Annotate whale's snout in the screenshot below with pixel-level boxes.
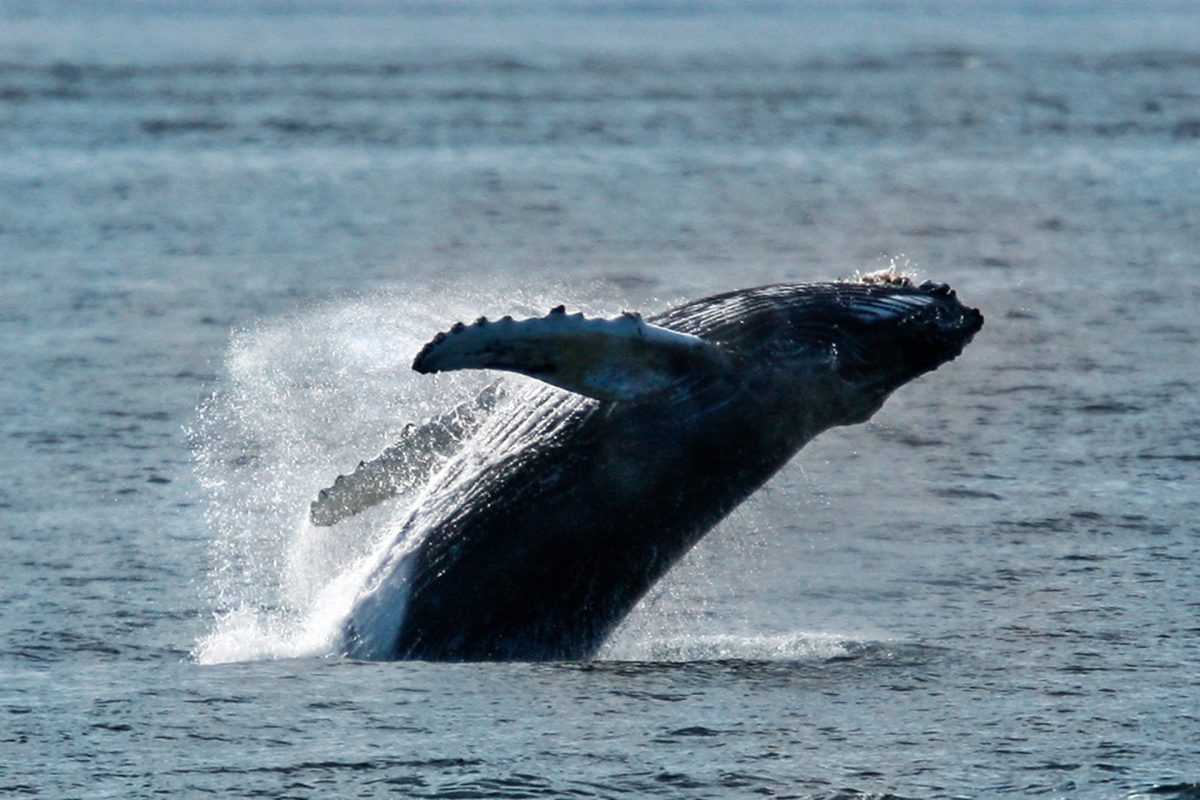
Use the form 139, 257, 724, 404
958, 303, 985, 340
913, 282, 984, 358
916, 280, 984, 341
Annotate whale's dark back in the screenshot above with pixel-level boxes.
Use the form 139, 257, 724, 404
365, 279, 982, 661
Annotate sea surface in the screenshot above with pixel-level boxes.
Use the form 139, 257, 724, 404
2, 1, 1199, 797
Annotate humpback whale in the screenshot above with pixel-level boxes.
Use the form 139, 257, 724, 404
313, 272, 983, 661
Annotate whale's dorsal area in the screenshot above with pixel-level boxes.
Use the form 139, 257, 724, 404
411, 307, 727, 402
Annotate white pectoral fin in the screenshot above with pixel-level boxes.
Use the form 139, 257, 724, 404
411, 307, 724, 402
309, 384, 502, 526
310, 447, 407, 527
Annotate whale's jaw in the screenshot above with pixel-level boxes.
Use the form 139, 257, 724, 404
835, 277, 984, 403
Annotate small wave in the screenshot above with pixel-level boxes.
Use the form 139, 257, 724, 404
599, 631, 858, 663
1133, 784, 1200, 800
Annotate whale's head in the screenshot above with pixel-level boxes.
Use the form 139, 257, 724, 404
820, 272, 984, 407
682, 272, 982, 428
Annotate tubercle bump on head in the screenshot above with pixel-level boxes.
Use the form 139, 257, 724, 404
855, 269, 915, 288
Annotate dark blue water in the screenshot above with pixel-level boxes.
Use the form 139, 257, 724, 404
2, 2, 1199, 797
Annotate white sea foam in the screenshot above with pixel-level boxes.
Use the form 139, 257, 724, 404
601, 630, 859, 663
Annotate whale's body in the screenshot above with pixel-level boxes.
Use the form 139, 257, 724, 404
319, 274, 983, 661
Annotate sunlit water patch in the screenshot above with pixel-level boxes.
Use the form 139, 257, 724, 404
7, 2, 1200, 795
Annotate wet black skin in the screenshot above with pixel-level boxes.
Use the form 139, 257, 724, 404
348, 280, 983, 661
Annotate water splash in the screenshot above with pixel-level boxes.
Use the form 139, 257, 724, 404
190, 287, 498, 663
189, 282, 621, 664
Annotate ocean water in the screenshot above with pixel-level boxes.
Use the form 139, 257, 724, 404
2, 1, 1199, 797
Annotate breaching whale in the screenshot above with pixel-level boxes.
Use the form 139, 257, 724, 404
312, 272, 983, 661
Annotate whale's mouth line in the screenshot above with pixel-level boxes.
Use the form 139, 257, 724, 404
841, 318, 981, 404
